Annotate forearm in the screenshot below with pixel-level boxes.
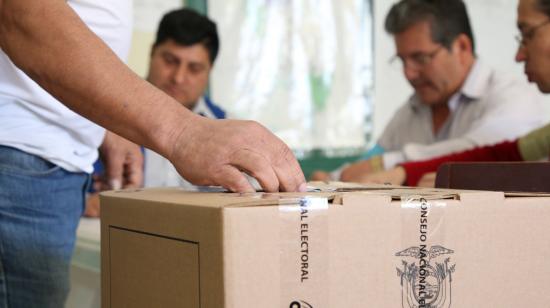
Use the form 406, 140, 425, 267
518, 122, 550, 161
382, 138, 476, 171
0, 0, 192, 158
401, 140, 522, 186
401, 138, 475, 162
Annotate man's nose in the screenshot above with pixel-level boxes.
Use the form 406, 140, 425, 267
173, 66, 189, 84
515, 44, 527, 63
403, 61, 421, 81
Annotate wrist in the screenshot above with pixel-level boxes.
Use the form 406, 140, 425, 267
369, 155, 385, 172
148, 99, 198, 161
395, 166, 406, 185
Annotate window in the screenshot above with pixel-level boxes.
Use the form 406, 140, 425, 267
209, 0, 374, 158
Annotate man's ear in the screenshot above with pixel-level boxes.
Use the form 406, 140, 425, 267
453, 34, 473, 54
452, 33, 474, 64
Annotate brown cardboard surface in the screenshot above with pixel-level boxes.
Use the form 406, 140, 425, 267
109, 227, 199, 307
101, 189, 226, 308
101, 184, 550, 307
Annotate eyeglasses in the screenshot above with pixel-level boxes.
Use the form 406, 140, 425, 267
515, 19, 550, 47
390, 46, 444, 71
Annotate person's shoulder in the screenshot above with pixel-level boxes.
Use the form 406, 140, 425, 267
203, 96, 227, 119
469, 65, 546, 115
381, 95, 424, 134
473, 61, 536, 99
482, 62, 526, 89
393, 95, 422, 117
192, 96, 227, 119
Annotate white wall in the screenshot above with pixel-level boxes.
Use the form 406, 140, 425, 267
127, 0, 183, 77
372, 0, 531, 141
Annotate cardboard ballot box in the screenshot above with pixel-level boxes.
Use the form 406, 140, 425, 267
101, 184, 550, 307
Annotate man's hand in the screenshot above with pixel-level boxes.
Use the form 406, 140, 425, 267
167, 117, 306, 193
340, 156, 384, 182
417, 172, 437, 188
83, 174, 106, 218
84, 193, 101, 218
310, 171, 331, 181
99, 131, 144, 190
0, 0, 304, 194
356, 166, 406, 186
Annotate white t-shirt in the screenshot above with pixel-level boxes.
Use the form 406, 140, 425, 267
0, 0, 132, 173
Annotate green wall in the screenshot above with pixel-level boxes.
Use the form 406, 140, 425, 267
185, 0, 207, 13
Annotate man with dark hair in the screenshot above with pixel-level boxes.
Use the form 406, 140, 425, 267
312, 0, 547, 183
144, 8, 227, 187
86, 8, 228, 216
148, 8, 222, 112
154, 8, 219, 63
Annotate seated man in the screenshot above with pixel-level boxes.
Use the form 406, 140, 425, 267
312, 0, 547, 182
86, 8, 225, 216
351, 0, 550, 187
142, 8, 226, 189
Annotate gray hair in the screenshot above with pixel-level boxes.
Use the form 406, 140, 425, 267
385, 0, 476, 53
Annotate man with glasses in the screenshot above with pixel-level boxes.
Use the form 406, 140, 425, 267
311, 0, 547, 182
355, 0, 550, 187
516, 0, 550, 91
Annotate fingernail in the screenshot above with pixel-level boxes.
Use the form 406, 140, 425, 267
109, 179, 122, 190
298, 182, 307, 192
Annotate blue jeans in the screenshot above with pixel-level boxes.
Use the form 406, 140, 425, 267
0, 146, 89, 308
